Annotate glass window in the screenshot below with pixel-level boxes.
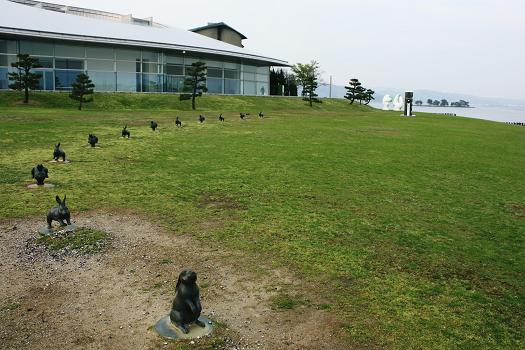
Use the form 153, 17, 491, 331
224, 79, 240, 94
165, 75, 185, 92
166, 64, 183, 75
116, 48, 141, 61
256, 66, 269, 74
142, 62, 158, 73
206, 60, 222, 68
184, 58, 198, 65
207, 77, 223, 94
87, 59, 114, 71
0, 40, 17, 54
224, 62, 239, 70
117, 72, 140, 92
89, 71, 116, 91
142, 73, 162, 92
0, 54, 17, 67
55, 70, 82, 90
86, 46, 114, 59
243, 72, 256, 81
243, 65, 256, 73
19, 41, 53, 56
207, 67, 222, 78
35, 70, 53, 90
224, 69, 239, 79
55, 58, 84, 70
117, 60, 140, 72
256, 82, 268, 96
256, 73, 269, 83
243, 81, 256, 95
55, 44, 85, 58
0, 67, 9, 89
141, 51, 159, 62
166, 55, 183, 64
35, 56, 53, 69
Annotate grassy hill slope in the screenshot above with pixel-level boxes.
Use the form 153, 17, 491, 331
0, 92, 524, 349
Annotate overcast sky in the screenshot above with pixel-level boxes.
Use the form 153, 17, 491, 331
51, 0, 524, 99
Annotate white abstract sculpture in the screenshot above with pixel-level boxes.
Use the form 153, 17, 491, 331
393, 94, 405, 111
382, 95, 393, 110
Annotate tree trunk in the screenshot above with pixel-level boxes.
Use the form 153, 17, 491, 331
192, 84, 197, 110
24, 86, 29, 104
309, 93, 313, 107
78, 97, 83, 111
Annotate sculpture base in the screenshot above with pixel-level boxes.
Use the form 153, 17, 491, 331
27, 183, 55, 189
49, 160, 70, 163
401, 114, 416, 117
38, 224, 77, 237
154, 316, 213, 340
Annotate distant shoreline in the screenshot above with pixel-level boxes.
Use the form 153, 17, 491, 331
416, 105, 474, 109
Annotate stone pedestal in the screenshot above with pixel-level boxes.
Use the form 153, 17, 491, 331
38, 224, 77, 236
154, 316, 213, 340
27, 183, 55, 189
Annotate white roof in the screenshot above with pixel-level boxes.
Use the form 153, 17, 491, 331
0, 0, 287, 65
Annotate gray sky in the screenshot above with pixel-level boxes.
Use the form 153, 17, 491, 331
55, 0, 524, 99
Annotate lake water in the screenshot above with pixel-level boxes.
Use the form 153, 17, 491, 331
370, 103, 525, 123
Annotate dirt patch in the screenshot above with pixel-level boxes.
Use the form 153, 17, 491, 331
196, 193, 247, 211
0, 212, 348, 350
505, 202, 525, 219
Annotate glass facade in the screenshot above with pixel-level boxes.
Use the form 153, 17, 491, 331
0, 38, 270, 95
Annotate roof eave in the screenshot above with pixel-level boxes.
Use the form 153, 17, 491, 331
0, 26, 288, 66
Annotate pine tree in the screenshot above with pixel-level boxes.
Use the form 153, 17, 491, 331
363, 89, 375, 105
291, 61, 321, 107
181, 61, 207, 110
69, 73, 95, 110
344, 79, 362, 104
8, 54, 42, 104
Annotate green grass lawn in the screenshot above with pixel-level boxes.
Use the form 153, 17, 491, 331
1, 91, 524, 349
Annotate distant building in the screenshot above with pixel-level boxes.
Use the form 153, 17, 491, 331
190, 22, 247, 48
0, 0, 287, 95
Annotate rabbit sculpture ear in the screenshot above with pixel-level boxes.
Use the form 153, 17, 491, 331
57, 143, 60, 147
62, 195, 66, 205
56, 195, 62, 204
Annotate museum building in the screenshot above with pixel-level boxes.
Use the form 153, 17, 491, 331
0, 0, 287, 94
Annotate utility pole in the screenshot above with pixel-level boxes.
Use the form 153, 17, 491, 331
329, 75, 332, 98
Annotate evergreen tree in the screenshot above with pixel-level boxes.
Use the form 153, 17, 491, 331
344, 78, 362, 104
181, 61, 207, 110
292, 61, 321, 107
427, 98, 433, 105
415, 100, 423, 106
69, 73, 95, 110
270, 68, 286, 95
8, 54, 41, 104
270, 68, 298, 96
363, 89, 375, 105
356, 85, 368, 104
286, 72, 298, 96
